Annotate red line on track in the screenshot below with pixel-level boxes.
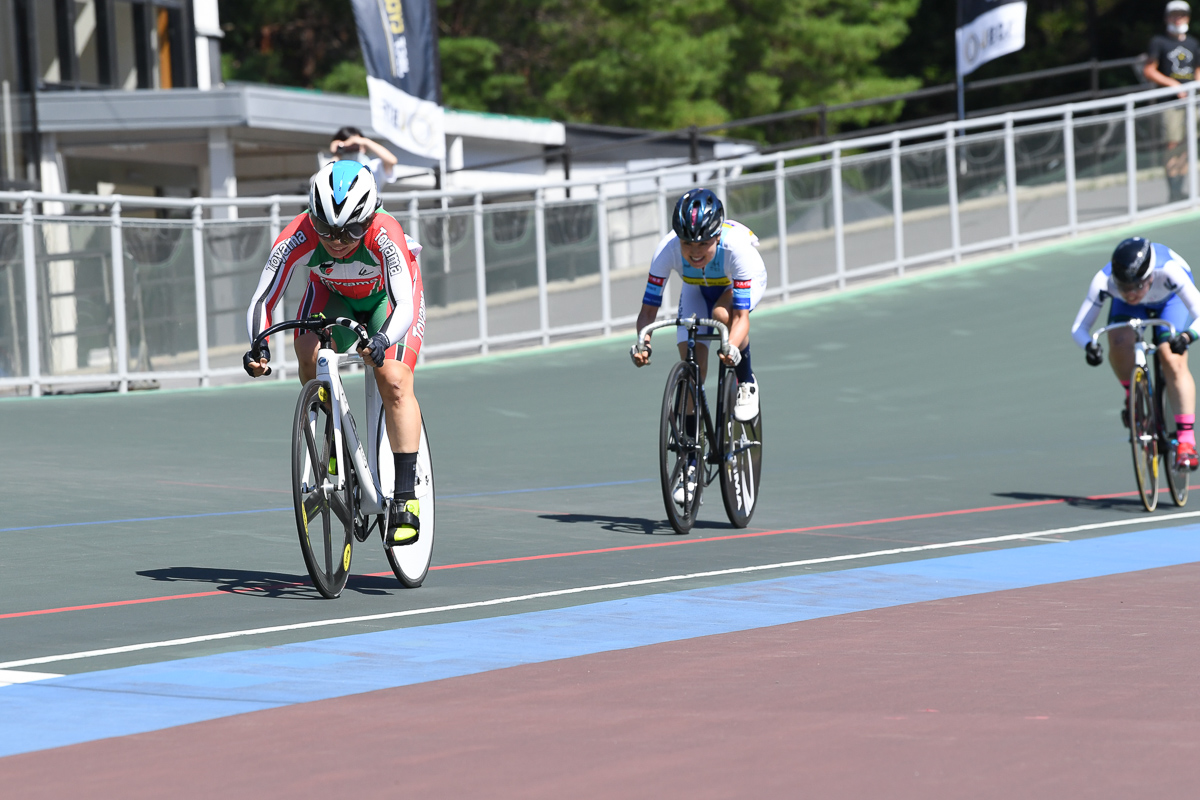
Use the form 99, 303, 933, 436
0, 491, 1147, 621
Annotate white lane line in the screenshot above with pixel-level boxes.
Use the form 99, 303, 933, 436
4, 511, 1199, 671
0, 670, 63, 687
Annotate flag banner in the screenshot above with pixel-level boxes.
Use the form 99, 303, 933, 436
957, 0, 1027, 77
350, 0, 445, 161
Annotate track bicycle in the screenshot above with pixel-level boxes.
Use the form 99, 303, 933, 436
1091, 318, 1189, 512
252, 316, 435, 598
633, 315, 763, 534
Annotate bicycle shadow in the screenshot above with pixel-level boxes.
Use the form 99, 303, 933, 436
136, 566, 402, 599
538, 513, 732, 536
993, 491, 1154, 514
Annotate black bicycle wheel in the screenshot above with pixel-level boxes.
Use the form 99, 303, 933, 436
660, 361, 705, 534
719, 376, 762, 528
1157, 359, 1189, 507
1129, 365, 1160, 512
384, 421, 436, 588
292, 379, 357, 598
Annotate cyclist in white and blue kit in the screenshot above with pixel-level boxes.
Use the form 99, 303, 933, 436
631, 189, 767, 423
1071, 236, 1200, 469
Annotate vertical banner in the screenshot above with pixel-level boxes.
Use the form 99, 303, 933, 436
350, 0, 446, 161
957, 0, 1028, 77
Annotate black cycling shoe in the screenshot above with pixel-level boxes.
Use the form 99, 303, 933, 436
1121, 407, 1130, 428
384, 497, 420, 546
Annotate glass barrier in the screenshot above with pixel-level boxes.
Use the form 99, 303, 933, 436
0, 219, 27, 382
419, 206, 482, 351
900, 142, 953, 259
545, 201, 602, 332
956, 132, 1008, 247
34, 219, 114, 378
607, 193, 662, 323
1014, 123, 1069, 235
1073, 112, 1129, 225
726, 173, 783, 290
482, 203, 539, 341
204, 219, 273, 372
783, 162, 836, 286
1135, 102, 1184, 212
123, 221, 198, 373
840, 152, 896, 270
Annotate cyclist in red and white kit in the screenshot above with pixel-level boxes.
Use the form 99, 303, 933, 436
243, 160, 427, 545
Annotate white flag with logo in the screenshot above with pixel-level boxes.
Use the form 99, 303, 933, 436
957, 0, 1028, 77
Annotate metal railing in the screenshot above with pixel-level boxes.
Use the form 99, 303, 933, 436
2, 81, 1200, 396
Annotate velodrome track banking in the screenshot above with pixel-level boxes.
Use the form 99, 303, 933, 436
2, 213, 1200, 794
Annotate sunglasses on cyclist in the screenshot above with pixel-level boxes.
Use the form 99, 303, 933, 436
309, 213, 368, 243
1116, 276, 1152, 294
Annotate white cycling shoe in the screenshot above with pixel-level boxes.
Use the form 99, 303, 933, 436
673, 462, 698, 506
734, 378, 760, 422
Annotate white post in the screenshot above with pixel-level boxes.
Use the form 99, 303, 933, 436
192, 204, 210, 386
1125, 99, 1137, 219
473, 193, 488, 355
21, 197, 39, 396
1, 80, 14, 183
535, 189, 550, 346
1064, 108, 1078, 234
408, 197, 420, 248
1188, 85, 1198, 204
1004, 116, 1019, 250
716, 167, 727, 205
774, 157, 790, 299
891, 136, 904, 275
946, 128, 961, 262
110, 201, 128, 392
832, 146, 845, 289
597, 183, 613, 330
207, 128, 238, 221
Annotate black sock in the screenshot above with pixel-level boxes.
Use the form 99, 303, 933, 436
735, 344, 753, 385
393, 452, 418, 501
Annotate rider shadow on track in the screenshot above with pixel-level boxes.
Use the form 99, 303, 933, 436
136, 567, 401, 599
538, 513, 731, 536
993, 491, 1153, 514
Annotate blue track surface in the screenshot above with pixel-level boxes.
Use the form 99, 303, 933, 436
3, 525, 1198, 758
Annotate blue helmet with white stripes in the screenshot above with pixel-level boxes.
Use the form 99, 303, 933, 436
308, 160, 378, 241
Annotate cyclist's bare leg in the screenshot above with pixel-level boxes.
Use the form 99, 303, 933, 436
1157, 346, 1196, 416
295, 332, 319, 383
373, 359, 422, 453
1107, 327, 1137, 382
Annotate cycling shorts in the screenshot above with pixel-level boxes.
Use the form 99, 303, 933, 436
296, 278, 423, 371
674, 275, 766, 344
1108, 293, 1193, 344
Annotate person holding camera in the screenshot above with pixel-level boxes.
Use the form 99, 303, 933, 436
1145, 1, 1200, 202
328, 126, 401, 189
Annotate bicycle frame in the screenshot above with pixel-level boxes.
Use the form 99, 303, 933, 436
637, 315, 741, 477
315, 348, 389, 516
1090, 318, 1177, 372
254, 316, 392, 517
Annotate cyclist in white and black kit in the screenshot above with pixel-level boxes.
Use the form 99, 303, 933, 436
1071, 237, 1200, 469
1145, 1, 1200, 202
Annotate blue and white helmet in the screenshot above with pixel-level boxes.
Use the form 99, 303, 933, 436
308, 160, 378, 240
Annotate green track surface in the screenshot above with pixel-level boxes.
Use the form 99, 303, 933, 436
4, 214, 1199, 673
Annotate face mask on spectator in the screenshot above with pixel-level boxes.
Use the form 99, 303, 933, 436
1169, 21, 1190, 34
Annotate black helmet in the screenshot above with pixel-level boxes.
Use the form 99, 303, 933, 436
1111, 237, 1155, 285
672, 189, 724, 243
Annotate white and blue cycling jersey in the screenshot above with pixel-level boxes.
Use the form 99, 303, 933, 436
644, 220, 768, 342
1070, 242, 1200, 347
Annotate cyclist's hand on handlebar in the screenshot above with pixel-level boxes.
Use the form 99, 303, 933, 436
630, 339, 652, 367
1170, 330, 1195, 355
1085, 341, 1104, 367
243, 341, 271, 378
718, 344, 742, 367
358, 332, 389, 368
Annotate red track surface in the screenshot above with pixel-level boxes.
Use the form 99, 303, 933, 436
5, 563, 1197, 798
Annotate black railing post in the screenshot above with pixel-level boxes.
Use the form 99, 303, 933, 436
1091, 59, 1100, 97
562, 147, 572, 198
818, 105, 828, 141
